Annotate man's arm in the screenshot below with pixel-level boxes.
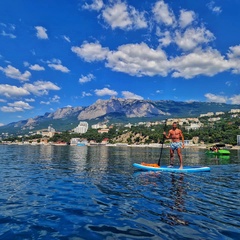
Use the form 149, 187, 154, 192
163, 130, 171, 139
180, 130, 185, 145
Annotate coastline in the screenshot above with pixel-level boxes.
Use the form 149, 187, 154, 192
1, 142, 239, 150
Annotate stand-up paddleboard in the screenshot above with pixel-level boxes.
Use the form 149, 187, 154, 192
133, 163, 210, 173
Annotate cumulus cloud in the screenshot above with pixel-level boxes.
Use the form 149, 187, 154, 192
171, 48, 230, 79
0, 30, 16, 39
207, 1, 222, 15
179, 10, 196, 28
25, 98, 35, 102
79, 73, 95, 83
0, 65, 31, 81
102, 1, 147, 30
152, 0, 175, 26
204, 93, 228, 103
82, 91, 92, 97
71, 42, 109, 62
94, 87, 118, 97
0, 23, 16, 38
157, 29, 172, 47
227, 45, 240, 74
0, 84, 30, 97
106, 42, 169, 77
174, 27, 215, 51
47, 59, 70, 73
73, 41, 240, 79
83, 0, 103, 11
77, 1, 238, 79
1, 101, 33, 112
229, 95, 240, 104
23, 81, 60, 96
121, 91, 143, 100
29, 64, 45, 71
35, 26, 48, 39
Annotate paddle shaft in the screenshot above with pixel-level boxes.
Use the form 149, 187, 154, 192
158, 119, 167, 166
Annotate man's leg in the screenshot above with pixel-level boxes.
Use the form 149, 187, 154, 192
169, 149, 174, 166
177, 148, 183, 169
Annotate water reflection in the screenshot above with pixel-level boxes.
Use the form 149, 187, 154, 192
166, 173, 189, 226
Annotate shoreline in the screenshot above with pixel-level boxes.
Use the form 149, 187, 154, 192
1, 142, 240, 150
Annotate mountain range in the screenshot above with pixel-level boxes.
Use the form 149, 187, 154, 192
0, 98, 239, 135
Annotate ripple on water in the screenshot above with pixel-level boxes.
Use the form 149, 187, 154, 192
0, 145, 239, 239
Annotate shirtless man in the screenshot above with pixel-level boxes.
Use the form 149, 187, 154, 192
164, 122, 184, 169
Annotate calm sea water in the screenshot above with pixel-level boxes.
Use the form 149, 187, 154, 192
0, 145, 239, 240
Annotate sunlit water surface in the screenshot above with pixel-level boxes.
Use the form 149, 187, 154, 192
0, 145, 239, 239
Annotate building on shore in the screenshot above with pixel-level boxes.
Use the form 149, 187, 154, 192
73, 121, 88, 134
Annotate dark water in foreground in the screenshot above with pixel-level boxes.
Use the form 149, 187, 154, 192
0, 145, 239, 240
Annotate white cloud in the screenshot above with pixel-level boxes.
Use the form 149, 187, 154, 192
8, 101, 33, 109
101, 1, 147, 30
35, 26, 48, 39
0, 84, 30, 97
79, 73, 95, 83
227, 45, 240, 74
229, 95, 240, 104
171, 48, 230, 79
156, 29, 172, 47
25, 98, 35, 102
40, 101, 50, 105
71, 42, 109, 62
83, 0, 103, 11
0, 30, 16, 39
207, 1, 222, 15
0, 98, 6, 102
23, 81, 60, 96
94, 87, 118, 97
1, 101, 33, 112
47, 59, 70, 73
51, 95, 60, 103
121, 91, 143, 100
0, 23, 16, 38
82, 91, 92, 97
63, 35, 71, 42
204, 93, 228, 103
152, 0, 176, 26
227, 45, 240, 58
156, 90, 163, 94
48, 63, 70, 73
106, 42, 169, 77
179, 10, 195, 28
29, 64, 45, 71
0, 65, 31, 81
0, 123, 4, 126
174, 27, 215, 51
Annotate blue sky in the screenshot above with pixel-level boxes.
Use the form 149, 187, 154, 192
0, 0, 240, 125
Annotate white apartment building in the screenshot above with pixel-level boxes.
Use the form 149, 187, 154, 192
73, 121, 88, 134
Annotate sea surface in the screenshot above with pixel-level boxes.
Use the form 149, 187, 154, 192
0, 145, 239, 240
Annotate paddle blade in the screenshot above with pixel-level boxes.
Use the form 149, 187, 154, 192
141, 162, 160, 168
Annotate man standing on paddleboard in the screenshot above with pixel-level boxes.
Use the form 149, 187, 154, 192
163, 122, 184, 169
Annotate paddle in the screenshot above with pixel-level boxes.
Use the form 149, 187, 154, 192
157, 119, 167, 166
141, 119, 167, 168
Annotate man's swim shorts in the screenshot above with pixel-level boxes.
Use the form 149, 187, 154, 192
170, 142, 182, 150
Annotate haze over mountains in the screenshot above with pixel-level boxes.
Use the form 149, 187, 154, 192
0, 98, 239, 134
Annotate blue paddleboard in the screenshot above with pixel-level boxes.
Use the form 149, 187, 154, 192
133, 163, 210, 173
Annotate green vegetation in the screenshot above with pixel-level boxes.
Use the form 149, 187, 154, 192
1, 113, 240, 146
